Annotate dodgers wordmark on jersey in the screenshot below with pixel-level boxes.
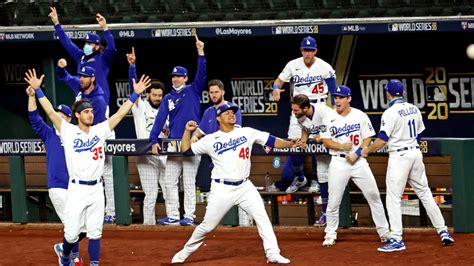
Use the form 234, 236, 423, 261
320, 108, 376, 155
278, 57, 335, 100
190, 127, 270, 182
380, 100, 425, 152
60, 120, 111, 182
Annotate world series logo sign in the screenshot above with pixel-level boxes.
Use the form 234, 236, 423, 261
230, 77, 278, 116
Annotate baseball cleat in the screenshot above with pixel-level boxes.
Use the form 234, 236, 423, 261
158, 217, 180, 225
54, 243, 63, 265
439, 230, 454, 245
307, 180, 320, 193
313, 213, 326, 227
179, 217, 196, 226
322, 235, 336, 247
266, 253, 290, 264
172, 249, 189, 264
377, 238, 406, 252
60, 255, 71, 266
285, 176, 307, 193
103, 215, 115, 224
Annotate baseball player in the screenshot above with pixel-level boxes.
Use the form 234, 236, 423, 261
50, 7, 117, 224
26, 87, 85, 264
25, 68, 151, 266
272, 36, 336, 226
362, 80, 454, 252
319, 85, 390, 247
290, 94, 335, 226
127, 47, 169, 225
149, 35, 206, 226
172, 102, 295, 264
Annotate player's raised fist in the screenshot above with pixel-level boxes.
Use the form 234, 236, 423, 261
185, 120, 198, 131
96, 13, 108, 30
25, 86, 35, 97
57, 58, 67, 68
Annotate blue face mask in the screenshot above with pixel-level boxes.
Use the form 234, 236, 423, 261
83, 44, 94, 56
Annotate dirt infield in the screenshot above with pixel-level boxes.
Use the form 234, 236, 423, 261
0, 223, 473, 265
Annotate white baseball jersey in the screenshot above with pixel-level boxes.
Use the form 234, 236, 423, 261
278, 57, 335, 100
380, 99, 425, 152
296, 103, 335, 135
191, 127, 270, 182
320, 108, 376, 155
60, 120, 111, 182
132, 99, 168, 139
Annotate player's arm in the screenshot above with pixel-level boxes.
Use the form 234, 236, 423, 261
56, 59, 81, 95
322, 138, 352, 152
191, 129, 203, 143
109, 75, 150, 131
24, 69, 63, 132
27, 86, 50, 140
192, 34, 207, 94
49, 7, 83, 63
271, 78, 285, 102
98, 13, 117, 66
363, 135, 387, 155
346, 137, 372, 163
181, 120, 198, 155
126, 47, 139, 106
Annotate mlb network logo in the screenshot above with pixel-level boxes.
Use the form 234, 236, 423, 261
0, 33, 4, 41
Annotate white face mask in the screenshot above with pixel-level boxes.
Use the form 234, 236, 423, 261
83, 44, 94, 56
173, 84, 185, 91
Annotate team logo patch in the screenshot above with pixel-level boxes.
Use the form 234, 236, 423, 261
272, 157, 281, 168
263, 145, 273, 154
319, 125, 327, 133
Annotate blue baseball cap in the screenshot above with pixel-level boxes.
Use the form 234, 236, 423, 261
55, 104, 72, 117
301, 36, 317, 50
216, 102, 239, 116
170, 66, 188, 76
85, 33, 101, 44
78, 66, 96, 77
384, 79, 404, 96
333, 85, 351, 97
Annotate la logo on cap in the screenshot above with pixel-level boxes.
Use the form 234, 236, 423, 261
82, 67, 85, 72
337, 87, 341, 92
306, 40, 311, 45
173, 67, 177, 72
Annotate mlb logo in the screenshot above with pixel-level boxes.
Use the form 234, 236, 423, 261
461, 21, 468, 30
0, 33, 5, 40
426, 85, 447, 102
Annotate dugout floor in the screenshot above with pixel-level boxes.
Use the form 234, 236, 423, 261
0, 224, 472, 265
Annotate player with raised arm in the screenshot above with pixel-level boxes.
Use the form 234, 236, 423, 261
172, 102, 297, 264
362, 80, 454, 252
319, 85, 389, 247
25, 69, 150, 266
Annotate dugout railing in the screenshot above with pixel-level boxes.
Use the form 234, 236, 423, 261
0, 138, 473, 232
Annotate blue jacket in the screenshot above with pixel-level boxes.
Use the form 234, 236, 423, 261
29, 109, 69, 189
150, 55, 206, 142
56, 67, 107, 125
54, 24, 116, 103
198, 103, 242, 135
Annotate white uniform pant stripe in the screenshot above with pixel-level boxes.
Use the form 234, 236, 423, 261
386, 150, 447, 241
163, 156, 201, 220
325, 157, 389, 239
137, 155, 166, 225
183, 180, 280, 256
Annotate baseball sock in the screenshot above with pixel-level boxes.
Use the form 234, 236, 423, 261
62, 238, 75, 258
89, 238, 101, 264
292, 155, 305, 181
320, 182, 328, 213
71, 232, 86, 257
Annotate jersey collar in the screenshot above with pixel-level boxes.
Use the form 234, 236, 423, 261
388, 97, 405, 107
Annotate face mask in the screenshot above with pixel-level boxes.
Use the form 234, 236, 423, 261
173, 84, 185, 91
83, 44, 94, 56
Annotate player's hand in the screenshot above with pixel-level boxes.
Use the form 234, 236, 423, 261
345, 152, 359, 163
314, 134, 322, 143
25, 86, 35, 97
132, 74, 151, 94
361, 147, 369, 158
272, 89, 281, 102
151, 143, 161, 155
340, 142, 352, 151
57, 58, 67, 68
48, 7, 59, 25
185, 121, 198, 131
24, 69, 45, 89
96, 13, 108, 30
126, 47, 136, 65
195, 34, 204, 55
191, 134, 200, 143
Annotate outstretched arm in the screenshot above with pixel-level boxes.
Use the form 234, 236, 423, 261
24, 69, 63, 132
108, 75, 150, 131
362, 138, 386, 157
271, 78, 285, 102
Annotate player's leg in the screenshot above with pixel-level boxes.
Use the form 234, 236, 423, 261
137, 156, 159, 225
172, 181, 235, 263
351, 162, 390, 240
284, 115, 307, 193
181, 155, 201, 225
103, 154, 115, 224
324, 157, 351, 245
237, 181, 289, 263
314, 155, 330, 227
85, 184, 106, 265
159, 157, 182, 224
407, 151, 450, 240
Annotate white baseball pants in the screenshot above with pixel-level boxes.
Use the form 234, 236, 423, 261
386, 149, 447, 241
48, 188, 68, 223
103, 155, 115, 217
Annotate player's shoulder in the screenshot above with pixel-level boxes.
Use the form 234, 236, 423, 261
315, 57, 333, 68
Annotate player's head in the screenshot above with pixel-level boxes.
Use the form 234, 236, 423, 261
83, 33, 102, 56
147, 80, 165, 109
300, 36, 317, 65
384, 79, 404, 99
78, 66, 96, 90
54, 104, 72, 123
72, 99, 94, 127
208, 79, 225, 105
290, 94, 311, 119
216, 102, 239, 127
332, 85, 352, 114
170, 66, 188, 90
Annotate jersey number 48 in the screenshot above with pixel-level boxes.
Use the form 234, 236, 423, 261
239, 147, 250, 159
